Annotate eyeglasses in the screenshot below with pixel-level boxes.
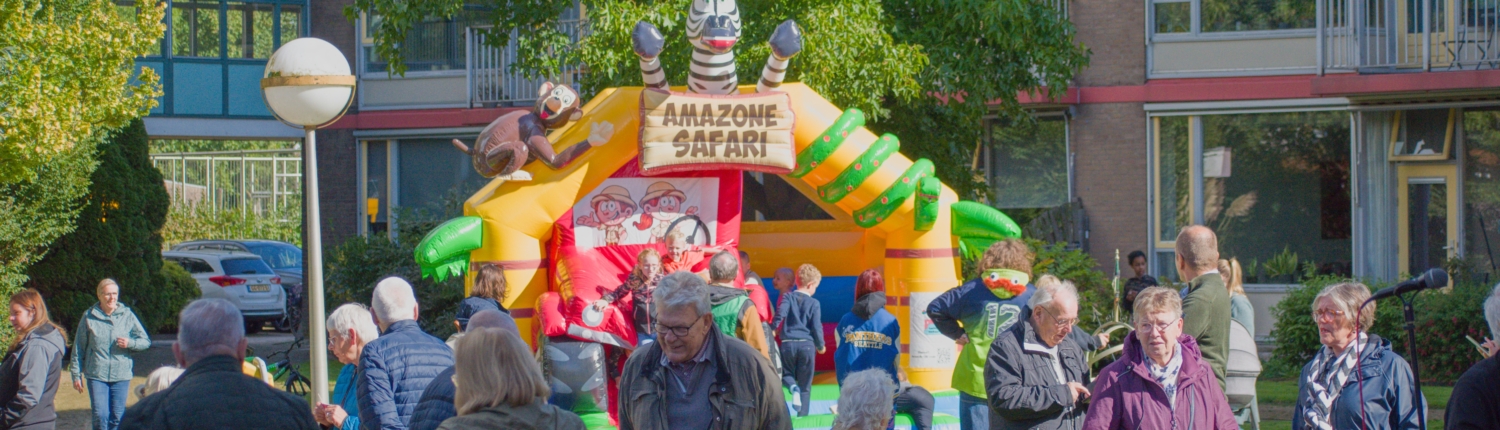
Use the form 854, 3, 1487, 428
655, 317, 705, 338
1037, 305, 1077, 329
1313, 309, 1346, 323
1138, 318, 1181, 335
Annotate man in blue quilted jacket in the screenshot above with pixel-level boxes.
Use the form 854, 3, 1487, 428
357, 277, 454, 430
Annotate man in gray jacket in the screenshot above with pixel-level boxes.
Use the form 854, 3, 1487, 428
984, 276, 1091, 430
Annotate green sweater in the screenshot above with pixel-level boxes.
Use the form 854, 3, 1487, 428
69, 304, 150, 383
1181, 273, 1231, 390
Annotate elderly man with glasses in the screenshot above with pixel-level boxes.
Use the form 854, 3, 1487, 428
984, 275, 1092, 429
617, 272, 788, 430
1083, 287, 1237, 430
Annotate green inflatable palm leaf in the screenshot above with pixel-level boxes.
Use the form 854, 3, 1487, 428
414, 216, 484, 281
949, 201, 1022, 260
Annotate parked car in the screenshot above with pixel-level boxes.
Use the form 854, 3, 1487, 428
162, 250, 287, 334
171, 240, 303, 332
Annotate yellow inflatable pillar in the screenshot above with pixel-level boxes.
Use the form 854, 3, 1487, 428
881, 190, 960, 390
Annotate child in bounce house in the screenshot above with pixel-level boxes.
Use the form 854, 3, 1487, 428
924, 239, 1035, 430
597, 248, 665, 346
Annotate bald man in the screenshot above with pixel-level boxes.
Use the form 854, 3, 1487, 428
408, 310, 518, 430
1175, 225, 1230, 389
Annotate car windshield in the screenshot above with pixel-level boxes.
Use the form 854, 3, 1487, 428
245, 243, 303, 270
221, 258, 275, 275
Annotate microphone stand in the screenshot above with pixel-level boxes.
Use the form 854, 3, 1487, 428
1397, 291, 1425, 429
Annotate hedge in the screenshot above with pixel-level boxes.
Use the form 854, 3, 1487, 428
1268, 276, 1494, 383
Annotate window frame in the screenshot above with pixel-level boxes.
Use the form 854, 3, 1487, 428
977, 110, 1075, 209
1148, 0, 1319, 41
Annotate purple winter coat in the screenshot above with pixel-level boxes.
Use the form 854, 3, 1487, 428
1082, 333, 1238, 430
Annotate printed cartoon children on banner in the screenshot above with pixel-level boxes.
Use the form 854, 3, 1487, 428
573, 178, 720, 249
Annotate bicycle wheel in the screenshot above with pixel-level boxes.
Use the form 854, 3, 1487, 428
283, 371, 312, 397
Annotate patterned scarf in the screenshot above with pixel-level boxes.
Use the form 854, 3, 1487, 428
1147, 343, 1184, 409
1301, 333, 1367, 430
625, 271, 664, 301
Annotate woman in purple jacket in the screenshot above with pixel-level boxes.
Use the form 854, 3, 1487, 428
1084, 287, 1238, 430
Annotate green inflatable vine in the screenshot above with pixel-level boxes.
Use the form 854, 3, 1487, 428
817, 133, 899, 203
851, 158, 933, 228
789, 108, 864, 178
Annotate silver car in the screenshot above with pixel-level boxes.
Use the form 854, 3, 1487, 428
162, 250, 287, 333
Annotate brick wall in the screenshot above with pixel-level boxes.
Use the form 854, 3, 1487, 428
1070, 0, 1146, 87
1070, 102, 1150, 269
308, 0, 361, 249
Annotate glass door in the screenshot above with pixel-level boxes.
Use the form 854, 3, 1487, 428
1398, 164, 1460, 275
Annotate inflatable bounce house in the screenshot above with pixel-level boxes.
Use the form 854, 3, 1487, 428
413, 3, 1020, 428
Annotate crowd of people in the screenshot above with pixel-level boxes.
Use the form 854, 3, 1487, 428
0, 222, 1497, 429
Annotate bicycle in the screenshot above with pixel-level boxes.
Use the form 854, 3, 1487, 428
261, 333, 312, 397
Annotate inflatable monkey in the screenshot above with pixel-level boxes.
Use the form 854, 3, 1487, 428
452, 82, 616, 180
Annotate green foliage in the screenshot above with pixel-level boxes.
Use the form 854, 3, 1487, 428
150, 139, 297, 154
160, 203, 303, 248
325, 188, 474, 340
1027, 239, 1113, 330
1262, 247, 1301, 281
0, 145, 98, 342
138, 261, 202, 333
0, 0, 164, 184
1266, 277, 1492, 382
25, 119, 180, 334
348, 0, 1089, 201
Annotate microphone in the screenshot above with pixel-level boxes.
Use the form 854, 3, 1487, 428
1369, 268, 1449, 301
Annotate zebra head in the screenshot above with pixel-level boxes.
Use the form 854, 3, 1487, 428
686, 0, 741, 54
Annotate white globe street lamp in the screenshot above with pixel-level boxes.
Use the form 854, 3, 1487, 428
261, 37, 355, 405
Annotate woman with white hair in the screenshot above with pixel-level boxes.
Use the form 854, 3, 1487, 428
1292, 282, 1425, 429
833, 368, 898, 430
315, 303, 380, 430
70, 279, 151, 430
436, 328, 584, 430
134, 366, 184, 400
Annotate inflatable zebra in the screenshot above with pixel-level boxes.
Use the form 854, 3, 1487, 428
631, 0, 802, 95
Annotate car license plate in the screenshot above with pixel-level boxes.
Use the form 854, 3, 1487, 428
249, 284, 270, 293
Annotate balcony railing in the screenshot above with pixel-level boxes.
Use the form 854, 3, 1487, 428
1320, 0, 1500, 71
152, 149, 302, 214
467, 19, 587, 107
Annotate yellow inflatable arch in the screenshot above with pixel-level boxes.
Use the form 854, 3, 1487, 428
448, 83, 1018, 391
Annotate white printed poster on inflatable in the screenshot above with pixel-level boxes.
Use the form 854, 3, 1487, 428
571, 177, 720, 250
908, 291, 958, 369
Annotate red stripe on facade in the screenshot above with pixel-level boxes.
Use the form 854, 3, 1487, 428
470, 259, 549, 271
1016, 75, 1323, 105
884, 248, 959, 259
326, 106, 529, 130
1309, 69, 1500, 96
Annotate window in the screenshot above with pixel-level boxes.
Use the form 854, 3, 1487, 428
1153, 0, 1315, 34
983, 115, 1071, 209
221, 258, 274, 275
168, 257, 215, 274
244, 243, 302, 270
363, 10, 485, 74
365, 141, 389, 235
396, 139, 488, 210
1153, 111, 1352, 282
1464, 109, 1500, 276
280, 5, 301, 48
173, 0, 220, 58
227, 2, 275, 59
742, 173, 834, 221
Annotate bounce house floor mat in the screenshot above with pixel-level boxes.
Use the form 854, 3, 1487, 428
783, 381, 960, 421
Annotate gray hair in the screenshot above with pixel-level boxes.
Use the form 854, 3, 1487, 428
1313, 282, 1375, 331
372, 277, 418, 326
832, 369, 897, 430
327, 303, 379, 344
1485, 282, 1500, 339
656, 272, 710, 317
708, 251, 739, 283
1030, 274, 1079, 310
1132, 287, 1183, 323
177, 299, 245, 364
134, 366, 184, 399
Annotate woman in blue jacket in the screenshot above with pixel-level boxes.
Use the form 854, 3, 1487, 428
316, 304, 380, 430
836, 269, 934, 430
1293, 282, 1425, 430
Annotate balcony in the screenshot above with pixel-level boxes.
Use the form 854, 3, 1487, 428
1320, 0, 1500, 72
466, 19, 587, 108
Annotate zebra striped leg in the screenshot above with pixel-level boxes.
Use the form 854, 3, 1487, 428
640, 57, 668, 90
757, 55, 790, 93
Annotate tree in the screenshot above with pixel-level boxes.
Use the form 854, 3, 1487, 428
26, 119, 189, 334
0, 0, 164, 302
348, 0, 1089, 200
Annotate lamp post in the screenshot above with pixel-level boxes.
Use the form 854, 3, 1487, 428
261, 37, 355, 405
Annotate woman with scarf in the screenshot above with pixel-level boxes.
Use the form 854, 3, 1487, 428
599, 248, 665, 346
1292, 282, 1425, 430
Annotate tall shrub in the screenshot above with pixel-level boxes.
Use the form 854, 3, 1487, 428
1268, 276, 1492, 382
25, 119, 189, 334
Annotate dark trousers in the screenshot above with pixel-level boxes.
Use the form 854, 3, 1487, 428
895, 385, 935, 430
958, 391, 989, 430
779, 340, 816, 416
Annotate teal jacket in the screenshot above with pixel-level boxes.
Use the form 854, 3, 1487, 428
69, 304, 150, 383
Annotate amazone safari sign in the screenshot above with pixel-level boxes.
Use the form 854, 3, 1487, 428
638, 89, 796, 175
